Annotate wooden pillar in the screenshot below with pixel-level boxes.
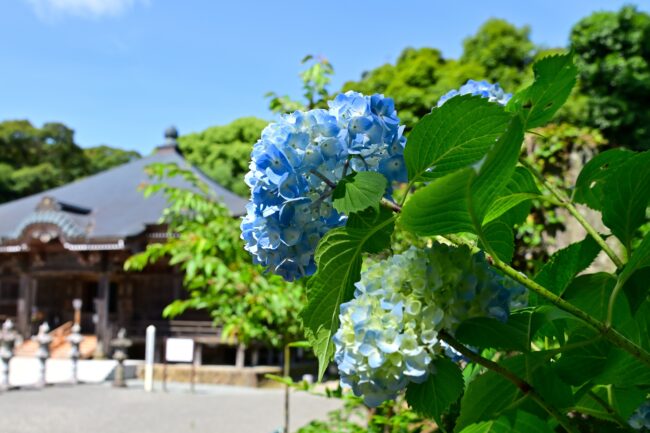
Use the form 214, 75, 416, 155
17, 273, 35, 337
96, 273, 110, 356
172, 275, 182, 301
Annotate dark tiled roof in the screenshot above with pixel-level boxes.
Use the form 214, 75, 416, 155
0, 147, 248, 242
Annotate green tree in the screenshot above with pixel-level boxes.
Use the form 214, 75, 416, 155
341, 19, 535, 129
0, 119, 142, 203
178, 117, 267, 197
570, 5, 650, 150
125, 162, 305, 347
84, 145, 141, 175
461, 18, 536, 91
267, 55, 335, 113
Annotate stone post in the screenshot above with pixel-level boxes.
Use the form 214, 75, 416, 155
34, 322, 52, 388
110, 328, 132, 388
67, 323, 83, 384
0, 320, 16, 392
144, 325, 155, 392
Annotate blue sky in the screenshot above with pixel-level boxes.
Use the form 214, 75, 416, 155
2, 0, 649, 154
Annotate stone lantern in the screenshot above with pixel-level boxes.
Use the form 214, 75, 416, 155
67, 323, 83, 384
0, 319, 16, 392
110, 328, 132, 387
34, 322, 52, 388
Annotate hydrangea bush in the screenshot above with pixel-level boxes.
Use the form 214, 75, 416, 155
243, 53, 650, 432
241, 91, 406, 280
334, 244, 525, 406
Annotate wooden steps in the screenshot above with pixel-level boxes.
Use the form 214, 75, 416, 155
14, 322, 97, 359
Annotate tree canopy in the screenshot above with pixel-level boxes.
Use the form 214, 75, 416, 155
0, 120, 141, 203
178, 116, 267, 197
341, 19, 537, 128
570, 5, 650, 150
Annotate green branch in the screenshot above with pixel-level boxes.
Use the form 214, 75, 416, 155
439, 330, 579, 433
518, 158, 625, 269
489, 254, 650, 368
441, 233, 650, 367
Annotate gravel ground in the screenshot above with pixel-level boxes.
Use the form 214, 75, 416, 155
0, 381, 342, 433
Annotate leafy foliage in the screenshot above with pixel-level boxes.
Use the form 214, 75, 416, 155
285, 49, 650, 433
125, 162, 304, 347
302, 208, 395, 379
266, 54, 334, 113
405, 357, 464, 424
570, 5, 650, 150
178, 117, 267, 197
332, 172, 387, 214
0, 120, 138, 203
342, 19, 536, 129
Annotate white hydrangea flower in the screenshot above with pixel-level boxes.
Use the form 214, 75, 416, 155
333, 243, 526, 406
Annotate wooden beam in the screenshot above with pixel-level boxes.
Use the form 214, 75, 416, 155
17, 273, 35, 337
96, 273, 110, 356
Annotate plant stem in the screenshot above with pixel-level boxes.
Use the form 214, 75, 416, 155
490, 255, 650, 368
439, 330, 579, 433
518, 158, 625, 269
441, 234, 650, 367
382, 188, 649, 365
283, 343, 291, 433
380, 198, 402, 213
606, 280, 624, 327
310, 169, 337, 189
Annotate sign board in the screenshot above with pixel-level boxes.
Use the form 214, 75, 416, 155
165, 338, 195, 363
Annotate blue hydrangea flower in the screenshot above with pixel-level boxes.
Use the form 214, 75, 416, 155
630, 400, 650, 430
241, 92, 407, 281
333, 244, 526, 406
437, 79, 512, 107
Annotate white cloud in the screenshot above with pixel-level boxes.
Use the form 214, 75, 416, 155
26, 0, 147, 19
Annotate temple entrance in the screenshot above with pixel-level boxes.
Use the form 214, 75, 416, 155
31, 277, 105, 336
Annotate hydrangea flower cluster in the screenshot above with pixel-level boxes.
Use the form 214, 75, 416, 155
630, 400, 650, 430
241, 92, 407, 281
437, 79, 512, 107
333, 243, 526, 407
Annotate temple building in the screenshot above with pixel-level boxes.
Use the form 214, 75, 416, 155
0, 128, 248, 361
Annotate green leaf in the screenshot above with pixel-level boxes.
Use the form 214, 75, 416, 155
483, 193, 538, 225
489, 166, 540, 227
457, 418, 511, 433
507, 52, 578, 128
623, 267, 650, 314
530, 364, 574, 410
511, 411, 554, 433
404, 94, 511, 183
402, 117, 525, 255
601, 151, 650, 253
455, 317, 529, 352
302, 208, 394, 380
468, 117, 525, 223
533, 235, 602, 297
455, 362, 520, 430
618, 232, 650, 288
574, 148, 634, 211
554, 328, 609, 386
400, 168, 475, 236
575, 386, 647, 423
563, 273, 620, 322
405, 357, 464, 424
595, 347, 650, 386
332, 171, 387, 214
481, 221, 514, 263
